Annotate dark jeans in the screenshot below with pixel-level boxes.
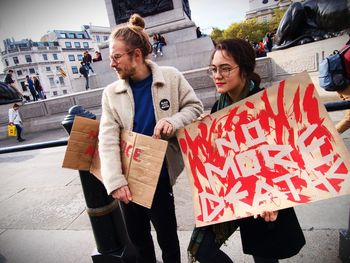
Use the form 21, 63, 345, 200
196, 226, 279, 263
121, 177, 180, 263
15, 124, 22, 140
84, 75, 89, 90
29, 89, 38, 101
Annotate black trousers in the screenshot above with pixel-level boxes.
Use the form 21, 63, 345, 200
15, 124, 23, 140
121, 176, 180, 263
196, 226, 278, 263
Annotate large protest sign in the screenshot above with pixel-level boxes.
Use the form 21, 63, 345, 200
177, 72, 350, 227
62, 116, 168, 208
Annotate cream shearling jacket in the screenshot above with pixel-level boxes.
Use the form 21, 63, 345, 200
99, 60, 203, 195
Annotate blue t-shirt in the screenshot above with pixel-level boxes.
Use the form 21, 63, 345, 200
130, 75, 168, 180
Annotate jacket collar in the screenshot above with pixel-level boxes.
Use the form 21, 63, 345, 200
113, 59, 165, 94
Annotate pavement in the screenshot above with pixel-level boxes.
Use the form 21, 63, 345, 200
0, 110, 350, 263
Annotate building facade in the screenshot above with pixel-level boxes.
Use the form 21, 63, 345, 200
1, 38, 70, 98
246, 0, 304, 23
82, 24, 111, 52
41, 30, 95, 83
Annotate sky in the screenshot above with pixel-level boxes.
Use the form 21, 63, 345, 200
0, 0, 249, 71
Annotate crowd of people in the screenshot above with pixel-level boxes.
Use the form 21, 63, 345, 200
246, 31, 276, 58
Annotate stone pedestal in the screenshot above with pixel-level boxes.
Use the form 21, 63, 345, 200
104, 0, 214, 71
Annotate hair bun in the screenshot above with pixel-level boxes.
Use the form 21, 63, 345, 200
128, 14, 145, 29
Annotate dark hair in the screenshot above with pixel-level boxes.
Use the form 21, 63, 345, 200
8, 69, 13, 73
110, 14, 152, 59
211, 38, 260, 85
13, 103, 20, 107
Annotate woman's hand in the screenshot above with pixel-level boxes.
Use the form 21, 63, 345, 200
254, 211, 278, 222
111, 185, 132, 204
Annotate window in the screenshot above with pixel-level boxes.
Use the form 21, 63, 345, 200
13, 57, 19, 64
60, 33, 67, 38
77, 54, 83, 61
59, 77, 65, 85
72, 66, 78, 74
20, 81, 27, 91
46, 66, 51, 72
62, 90, 67, 94
29, 68, 35, 74
53, 53, 58, 60
74, 42, 81, 48
83, 42, 89, 48
77, 33, 84, 39
53, 91, 58, 96
42, 54, 48, 61
65, 42, 72, 48
4, 59, 9, 66
56, 66, 61, 70
103, 36, 109, 41
96, 35, 100, 42
68, 33, 75, 38
25, 55, 32, 63
17, 70, 22, 76
49, 77, 55, 86
68, 54, 75, 61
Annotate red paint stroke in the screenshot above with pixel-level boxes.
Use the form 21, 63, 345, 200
179, 80, 346, 223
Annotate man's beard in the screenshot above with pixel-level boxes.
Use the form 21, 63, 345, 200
118, 65, 136, 80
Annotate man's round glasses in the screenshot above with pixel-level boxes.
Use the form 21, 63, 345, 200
208, 65, 239, 78
110, 50, 134, 62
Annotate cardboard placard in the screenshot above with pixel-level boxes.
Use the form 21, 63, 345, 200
62, 116, 168, 208
177, 72, 350, 227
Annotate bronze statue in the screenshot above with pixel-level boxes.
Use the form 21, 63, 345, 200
274, 0, 350, 50
0, 82, 22, 105
112, 0, 174, 24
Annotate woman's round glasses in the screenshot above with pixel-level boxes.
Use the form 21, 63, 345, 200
208, 65, 239, 78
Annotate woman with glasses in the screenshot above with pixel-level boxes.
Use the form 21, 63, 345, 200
187, 38, 305, 263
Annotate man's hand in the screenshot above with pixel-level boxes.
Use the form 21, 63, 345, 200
153, 119, 175, 139
111, 185, 132, 204
254, 211, 278, 222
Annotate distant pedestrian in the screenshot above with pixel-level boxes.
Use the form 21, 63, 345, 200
79, 62, 89, 90
25, 75, 38, 101
83, 51, 94, 74
265, 32, 273, 52
8, 103, 25, 142
5, 69, 23, 98
33, 76, 45, 99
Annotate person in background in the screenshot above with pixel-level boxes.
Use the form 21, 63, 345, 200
99, 13, 203, 263
8, 103, 25, 142
32, 76, 45, 99
79, 62, 89, 90
152, 33, 166, 57
335, 35, 350, 133
25, 75, 38, 101
83, 51, 94, 74
187, 38, 305, 263
5, 69, 23, 98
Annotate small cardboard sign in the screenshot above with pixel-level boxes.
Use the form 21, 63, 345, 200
177, 72, 350, 227
62, 116, 168, 208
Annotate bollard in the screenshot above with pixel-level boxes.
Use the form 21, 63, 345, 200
339, 207, 350, 263
62, 105, 136, 263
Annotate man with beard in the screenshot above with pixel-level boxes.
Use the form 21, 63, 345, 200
98, 14, 203, 263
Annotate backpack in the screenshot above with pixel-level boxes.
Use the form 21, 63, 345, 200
319, 44, 350, 91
